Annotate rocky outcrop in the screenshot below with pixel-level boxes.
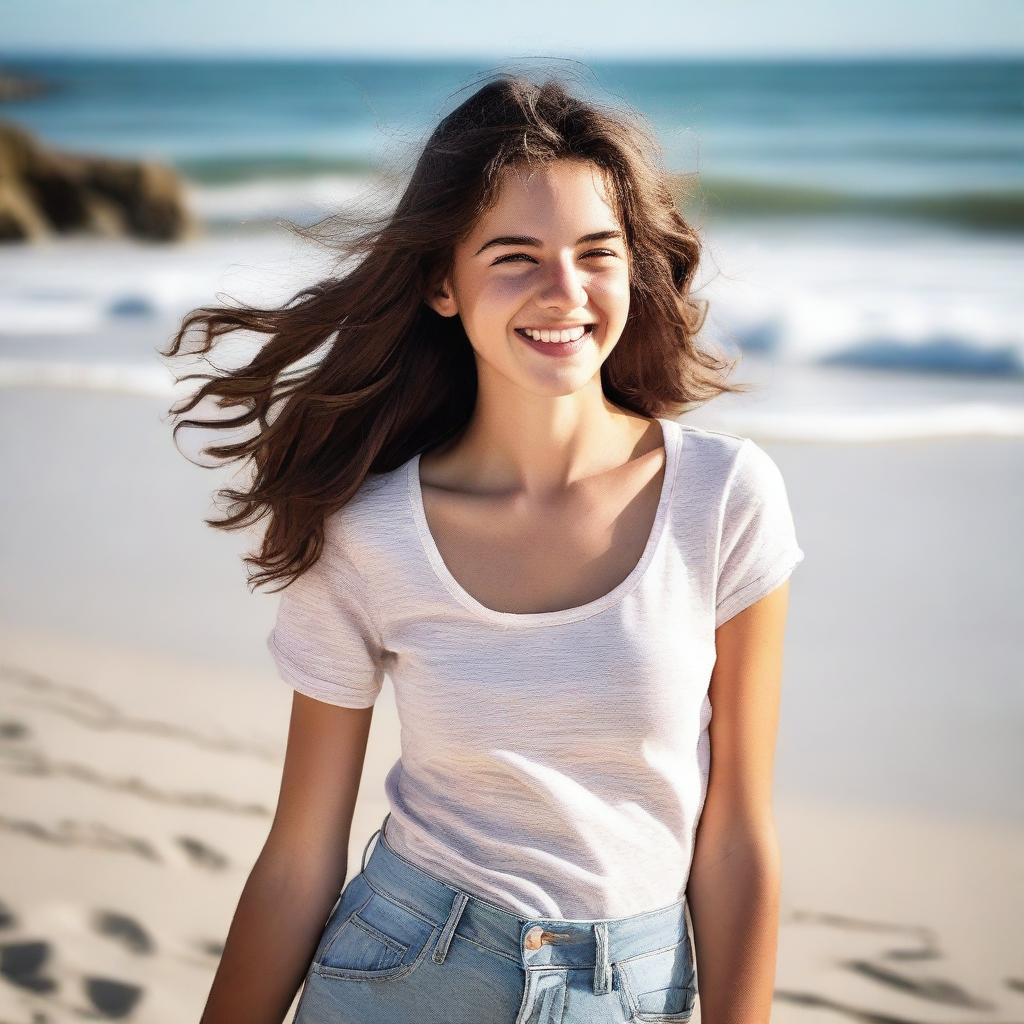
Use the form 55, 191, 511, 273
0, 120, 197, 242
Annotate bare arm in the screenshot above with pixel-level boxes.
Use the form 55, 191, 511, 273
686, 582, 790, 1024
198, 692, 374, 1024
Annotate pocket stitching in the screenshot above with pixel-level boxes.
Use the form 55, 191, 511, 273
618, 933, 690, 967
314, 905, 440, 984
314, 923, 439, 983
361, 876, 437, 928
316, 889, 375, 966
349, 913, 409, 959
617, 943, 696, 1022
620, 968, 696, 1023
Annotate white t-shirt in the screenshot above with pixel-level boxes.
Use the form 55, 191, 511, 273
267, 417, 805, 920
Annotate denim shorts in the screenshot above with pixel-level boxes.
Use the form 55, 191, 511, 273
292, 812, 698, 1023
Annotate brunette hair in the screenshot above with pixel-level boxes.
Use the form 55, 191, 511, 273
161, 69, 751, 592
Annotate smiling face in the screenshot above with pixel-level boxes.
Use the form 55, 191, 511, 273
426, 158, 631, 399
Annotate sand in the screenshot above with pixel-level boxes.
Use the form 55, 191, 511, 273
1, 386, 1022, 1023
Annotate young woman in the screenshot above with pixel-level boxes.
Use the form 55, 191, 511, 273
169, 72, 805, 1024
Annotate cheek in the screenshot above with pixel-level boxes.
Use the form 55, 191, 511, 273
458, 280, 520, 349
594, 275, 631, 320
466, 277, 530, 333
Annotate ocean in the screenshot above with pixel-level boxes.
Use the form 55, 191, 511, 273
0, 55, 1021, 438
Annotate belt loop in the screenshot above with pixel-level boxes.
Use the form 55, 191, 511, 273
432, 891, 469, 964
360, 811, 390, 872
592, 921, 612, 995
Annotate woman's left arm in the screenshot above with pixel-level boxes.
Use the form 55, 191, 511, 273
686, 581, 792, 1024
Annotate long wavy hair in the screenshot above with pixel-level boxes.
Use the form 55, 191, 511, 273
162, 70, 751, 592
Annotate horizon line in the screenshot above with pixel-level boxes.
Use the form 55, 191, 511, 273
1, 48, 1022, 62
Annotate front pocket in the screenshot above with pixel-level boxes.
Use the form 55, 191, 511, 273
617, 933, 697, 1022
315, 884, 437, 983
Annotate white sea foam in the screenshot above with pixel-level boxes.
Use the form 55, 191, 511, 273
183, 174, 384, 224
696, 221, 1024, 375
0, 359, 178, 397
1, 222, 1020, 440
693, 403, 1024, 441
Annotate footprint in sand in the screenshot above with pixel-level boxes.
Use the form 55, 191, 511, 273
92, 910, 155, 955
775, 908, 1023, 1023
846, 958, 993, 1011
177, 834, 230, 870
195, 937, 225, 959
0, 718, 30, 740
0, 901, 151, 1018
83, 975, 144, 1018
0, 899, 53, 997
84, 909, 148, 1017
0, 939, 57, 994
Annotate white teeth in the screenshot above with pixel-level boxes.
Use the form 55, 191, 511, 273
520, 325, 591, 343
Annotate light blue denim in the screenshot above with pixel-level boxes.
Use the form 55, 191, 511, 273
292, 812, 698, 1023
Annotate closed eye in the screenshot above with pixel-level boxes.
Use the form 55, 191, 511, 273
491, 249, 619, 266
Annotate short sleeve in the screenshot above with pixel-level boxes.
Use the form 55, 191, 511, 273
715, 439, 805, 628
266, 532, 387, 709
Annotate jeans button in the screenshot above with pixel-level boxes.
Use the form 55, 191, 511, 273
524, 925, 545, 950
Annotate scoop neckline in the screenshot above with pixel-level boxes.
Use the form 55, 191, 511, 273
406, 416, 682, 627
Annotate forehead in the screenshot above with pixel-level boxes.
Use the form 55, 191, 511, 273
473, 160, 621, 235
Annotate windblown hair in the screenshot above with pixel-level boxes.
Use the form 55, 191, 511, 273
162, 69, 751, 592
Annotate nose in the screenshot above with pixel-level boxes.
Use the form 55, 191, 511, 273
537, 254, 588, 310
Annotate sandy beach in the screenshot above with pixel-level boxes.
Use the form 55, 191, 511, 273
1, 381, 1021, 1023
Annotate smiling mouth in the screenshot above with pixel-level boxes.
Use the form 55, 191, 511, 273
514, 324, 597, 343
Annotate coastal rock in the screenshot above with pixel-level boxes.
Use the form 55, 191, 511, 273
0, 120, 197, 242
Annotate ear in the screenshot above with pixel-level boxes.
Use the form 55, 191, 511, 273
425, 277, 459, 318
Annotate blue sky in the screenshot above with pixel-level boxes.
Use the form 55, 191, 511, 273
1, 0, 1022, 57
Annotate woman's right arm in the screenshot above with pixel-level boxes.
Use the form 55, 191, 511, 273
198, 692, 375, 1024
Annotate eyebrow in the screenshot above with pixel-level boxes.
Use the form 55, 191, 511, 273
473, 229, 624, 256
